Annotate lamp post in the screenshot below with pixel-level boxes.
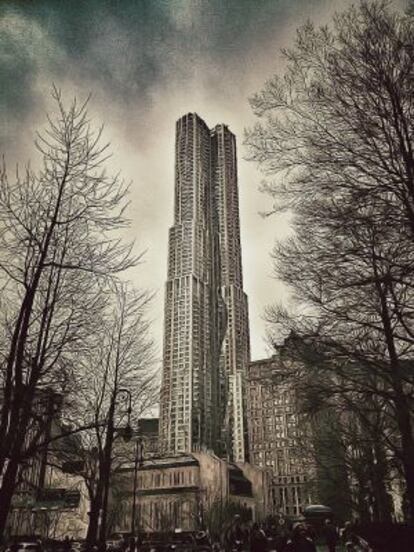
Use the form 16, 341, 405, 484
131, 437, 144, 536
98, 388, 133, 544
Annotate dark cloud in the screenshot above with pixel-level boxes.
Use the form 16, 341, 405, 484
0, 0, 407, 358
0, 0, 325, 148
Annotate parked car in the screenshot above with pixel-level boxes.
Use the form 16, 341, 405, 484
7, 540, 42, 552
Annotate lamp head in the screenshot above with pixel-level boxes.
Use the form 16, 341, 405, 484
122, 424, 133, 442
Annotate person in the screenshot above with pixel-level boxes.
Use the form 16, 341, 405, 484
302, 523, 316, 543
195, 531, 210, 547
283, 524, 316, 552
250, 523, 267, 552
263, 520, 278, 552
119, 535, 128, 552
324, 519, 338, 552
340, 521, 372, 552
274, 516, 290, 552
223, 515, 247, 552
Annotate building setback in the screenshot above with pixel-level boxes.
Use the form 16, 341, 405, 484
159, 113, 250, 461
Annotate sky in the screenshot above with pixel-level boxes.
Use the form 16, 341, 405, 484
0, 0, 408, 361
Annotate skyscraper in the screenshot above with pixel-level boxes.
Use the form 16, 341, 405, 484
212, 124, 250, 462
159, 113, 250, 461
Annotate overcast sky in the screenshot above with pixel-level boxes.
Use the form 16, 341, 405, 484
0, 0, 408, 361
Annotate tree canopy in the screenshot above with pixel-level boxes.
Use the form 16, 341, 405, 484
246, 0, 414, 522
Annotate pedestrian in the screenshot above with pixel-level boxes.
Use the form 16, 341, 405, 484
282, 524, 316, 552
127, 536, 136, 552
340, 521, 372, 552
302, 523, 316, 543
212, 542, 222, 552
223, 514, 247, 552
250, 523, 267, 552
340, 521, 356, 551
263, 521, 278, 552
195, 531, 210, 547
323, 519, 338, 552
274, 517, 289, 552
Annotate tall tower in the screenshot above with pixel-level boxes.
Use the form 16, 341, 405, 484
159, 114, 250, 459
212, 125, 250, 462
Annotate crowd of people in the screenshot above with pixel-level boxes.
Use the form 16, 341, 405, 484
81, 517, 373, 552
220, 514, 373, 552
3, 517, 374, 552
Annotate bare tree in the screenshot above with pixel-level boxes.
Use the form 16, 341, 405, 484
246, 1, 414, 521
279, 339, 395, 521
0, 87, 138, 538
58, 283, 157, 546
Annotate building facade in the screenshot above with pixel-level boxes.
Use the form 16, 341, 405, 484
31, 468, 88, 540
247, 356, 316, 517
212, 124, 250, 463
3, 387, 92, 540
6, 389, 63, 538
159, 113, 250, 461
114, 452, 270, 533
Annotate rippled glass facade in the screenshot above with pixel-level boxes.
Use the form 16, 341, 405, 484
159, 114, 250, 461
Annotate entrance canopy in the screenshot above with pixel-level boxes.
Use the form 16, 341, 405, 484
303, 505, 333, 515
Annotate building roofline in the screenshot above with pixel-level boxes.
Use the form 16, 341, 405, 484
175, 113, 235, 136
249, 355, 278, 366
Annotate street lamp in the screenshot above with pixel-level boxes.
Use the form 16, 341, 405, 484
131, 437, 144, 536
117, 388, 133, 442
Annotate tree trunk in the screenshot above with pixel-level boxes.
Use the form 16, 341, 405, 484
376, 276, 414, 523
85, 489, 103, 548
0, 382, 40, 542
392, 389, 414, 523
0, 450, 22, 541
86, 393, 117, 547
371, 440, 393, 522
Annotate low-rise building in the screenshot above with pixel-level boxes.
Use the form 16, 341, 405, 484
8, 429, 89, 540
7, 416, 163, 539
113, 451, 271, 533
6, 389, 63, 537
31, 469, 89, 540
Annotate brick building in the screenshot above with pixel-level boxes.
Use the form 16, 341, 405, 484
246, 356, 317, 517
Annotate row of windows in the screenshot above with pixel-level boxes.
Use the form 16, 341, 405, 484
139, 469, 196, 489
